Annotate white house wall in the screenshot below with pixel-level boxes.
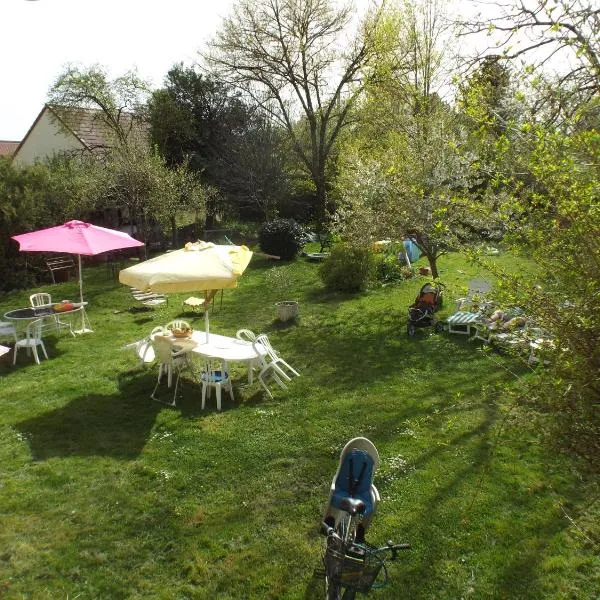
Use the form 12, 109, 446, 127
13, 108, 85, 166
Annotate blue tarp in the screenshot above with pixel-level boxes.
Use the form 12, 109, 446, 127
403, 239, 421, 262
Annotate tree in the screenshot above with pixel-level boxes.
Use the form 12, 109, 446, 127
48, 64, 150, 147
333, 0, 490, 278
89, 146, 207, 251
148, 65, 252, 173
204, 0, 383, 227
459, 0, 600, 121
148, 65, 290, 221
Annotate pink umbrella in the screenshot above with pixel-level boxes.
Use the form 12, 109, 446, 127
12, 220, 144, 333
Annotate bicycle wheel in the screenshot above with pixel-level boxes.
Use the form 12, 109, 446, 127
325, 575, 343, 600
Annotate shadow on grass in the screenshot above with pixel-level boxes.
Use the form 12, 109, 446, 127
16, 373, 161, 461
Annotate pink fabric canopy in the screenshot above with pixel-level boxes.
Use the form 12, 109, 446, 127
12, 221, 144, 330
12, 220, 143, 256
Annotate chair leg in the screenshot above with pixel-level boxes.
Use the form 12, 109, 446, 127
40, 341, 48, 360
32, 344, 40, 364
280, 359, 300, 377
201, 381, 207, 409
216, 383, 222, 411
272, 362, 292, 382
258, 371, 273, 399
170, 372, 180, 406
13, 344, 19, 365
228, 379, 235, 403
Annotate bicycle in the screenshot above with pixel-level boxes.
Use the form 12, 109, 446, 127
320, 438, 410, 599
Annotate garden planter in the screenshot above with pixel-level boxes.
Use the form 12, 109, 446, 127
276, 301, 299, 322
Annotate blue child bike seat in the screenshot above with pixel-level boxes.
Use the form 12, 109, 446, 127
331, 448, 375, 517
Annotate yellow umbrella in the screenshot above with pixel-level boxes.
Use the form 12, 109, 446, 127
119, 241, 253, 338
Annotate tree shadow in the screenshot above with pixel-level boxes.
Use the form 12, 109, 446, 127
15, 372, 161, 461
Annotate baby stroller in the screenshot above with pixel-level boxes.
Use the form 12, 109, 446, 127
407, 281, 445, 336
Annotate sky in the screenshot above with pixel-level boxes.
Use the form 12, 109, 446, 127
0, 0, 237, 141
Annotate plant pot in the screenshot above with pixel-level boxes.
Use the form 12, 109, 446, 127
275, 300, 299, 322
419, 266, 431, 276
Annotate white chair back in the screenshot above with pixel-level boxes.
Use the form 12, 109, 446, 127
166, 320, 191, 331
150, 326, 167, 339
236, 328, 257, 342
152, 335, 177, 365
30, 293, 52, 307
14, 318, 48, 365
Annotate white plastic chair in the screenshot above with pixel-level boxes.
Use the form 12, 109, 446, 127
252, 334, 299, 398
236, 328, 257, 342
166, 320, 191, 331
150, 336, 192, 406
0, 322, 17, 361
13, 319, 49, 365
200, 358, 234, 411
30, 292, 73, 334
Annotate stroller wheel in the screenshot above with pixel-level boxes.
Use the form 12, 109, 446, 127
407, 323, 416, 336
435, 322, 445, 333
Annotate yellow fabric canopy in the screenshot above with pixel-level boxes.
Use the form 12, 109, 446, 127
119, 241, 253, 293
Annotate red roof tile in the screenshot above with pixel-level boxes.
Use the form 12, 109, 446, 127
0, 140, 19, 157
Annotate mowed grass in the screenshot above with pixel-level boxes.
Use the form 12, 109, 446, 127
0, 250, 599, 599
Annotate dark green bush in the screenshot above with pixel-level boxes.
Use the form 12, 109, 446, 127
258, 218, 307, 260
374, 253, 405, 283
320, 244, 374, 292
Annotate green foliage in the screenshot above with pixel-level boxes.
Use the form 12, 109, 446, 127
320, 243, 375, 292
0, 156, 97, 292
374, 251, 406, 283
482, 125, 600, 457
258, 218, 307, 260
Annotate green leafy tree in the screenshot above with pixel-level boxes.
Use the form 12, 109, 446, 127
334, 0, 489, 278
48, 64, 150, 147
204, 0, 383, 228
148, 65, 289, 221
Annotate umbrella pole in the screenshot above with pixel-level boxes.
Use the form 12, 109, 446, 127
204, 290, 210, 342
73, 254, 93, 334
78, 255, 84, 304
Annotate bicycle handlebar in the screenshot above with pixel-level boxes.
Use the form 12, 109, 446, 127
320, 522, 410, 558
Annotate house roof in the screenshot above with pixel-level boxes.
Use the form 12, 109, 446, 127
0, 140, 19, 157
13, 104, 146, 161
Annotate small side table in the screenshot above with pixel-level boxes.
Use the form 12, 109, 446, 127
447, 311, 481, 335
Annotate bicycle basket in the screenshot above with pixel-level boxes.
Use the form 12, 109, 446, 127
324, 538, 384, 593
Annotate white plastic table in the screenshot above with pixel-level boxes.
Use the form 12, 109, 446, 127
3, 302, 88, 336
168, 331, 267, 383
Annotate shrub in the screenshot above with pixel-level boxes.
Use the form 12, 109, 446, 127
258, 218, 307, 260
375, 253, 405, 283
320, 244, 374, 292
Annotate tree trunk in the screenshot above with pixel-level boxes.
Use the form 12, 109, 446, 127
426, 253, 439, 279
171, 215, 178, 249
314, 171, 328, 231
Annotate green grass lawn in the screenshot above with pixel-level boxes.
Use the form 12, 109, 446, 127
1, 251, 599, 599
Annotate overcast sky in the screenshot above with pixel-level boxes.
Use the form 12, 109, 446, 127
1, 0, 238, 141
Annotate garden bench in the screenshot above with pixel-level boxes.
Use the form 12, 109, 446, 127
316, 233, 334, 253
46, 255, 75, 283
